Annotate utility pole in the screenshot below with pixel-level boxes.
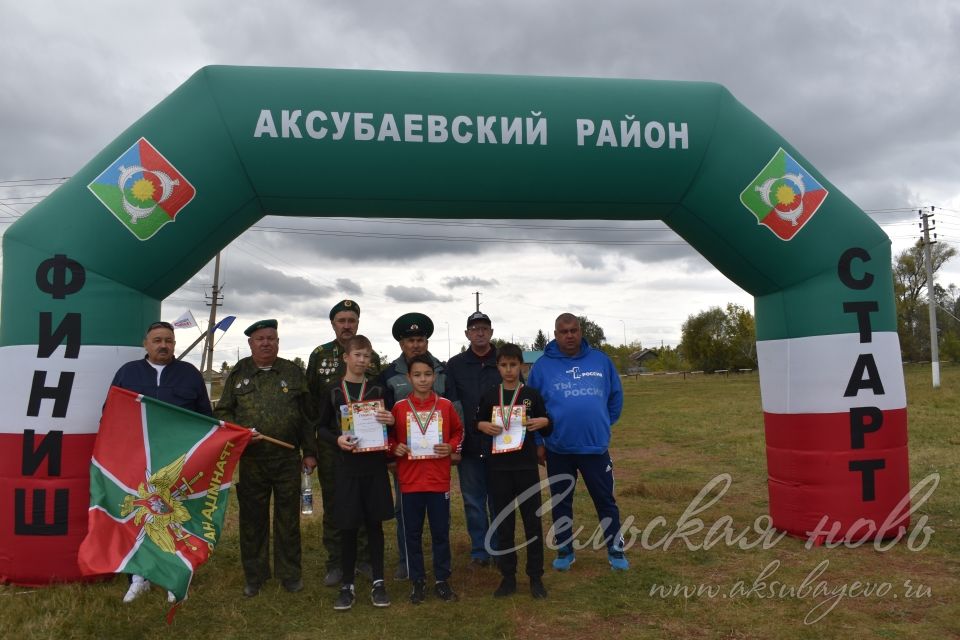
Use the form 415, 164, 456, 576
473, 291, 481, 312
920, 208, 940, 388
202, 253, 223, 382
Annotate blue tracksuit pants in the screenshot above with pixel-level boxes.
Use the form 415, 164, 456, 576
545, 449, 623, 550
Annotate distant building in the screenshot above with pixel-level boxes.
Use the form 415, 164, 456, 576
522, 350, 543, 377
628, 348, 658, 373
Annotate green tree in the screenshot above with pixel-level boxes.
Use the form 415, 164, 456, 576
893, 240, 957, 361
578, 315, 606, 349
491, 338, 529, 351
532, 329, 548, 351
680, 303, 757, 372
647, 346, 686, 372
292, 356, 306, 372
934, 283, 960, 362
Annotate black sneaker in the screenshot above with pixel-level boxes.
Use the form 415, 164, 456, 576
370, 580, 391, 608
493, 576, 517, 598
333, 584, 355, 611
434, 580, 458, 602
409, 579, 426, 605
530, 577, 548, 599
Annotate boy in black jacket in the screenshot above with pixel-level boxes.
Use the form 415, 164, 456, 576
476, 343, 552, 599
316, 335, 395, 611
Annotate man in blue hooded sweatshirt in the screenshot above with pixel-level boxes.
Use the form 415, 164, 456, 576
527, 313, 627, 572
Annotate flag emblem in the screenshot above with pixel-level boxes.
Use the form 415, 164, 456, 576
78, 387, 250, 605
740, 148, 828, 241
88, 137, 196, 241
120, 454, 195, 554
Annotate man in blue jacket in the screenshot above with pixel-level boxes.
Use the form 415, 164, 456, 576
111, 320, 212, 415
109, 320, 213, 602
527, 313, 627, 572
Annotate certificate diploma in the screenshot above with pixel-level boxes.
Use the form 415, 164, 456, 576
348, 400, 388, 451
491, 405, 526, 454
407, 411, 443, 459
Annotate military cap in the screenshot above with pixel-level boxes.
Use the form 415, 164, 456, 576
244, 319, 278, 336
392, 312, 434, 341
329, 299, 360, 320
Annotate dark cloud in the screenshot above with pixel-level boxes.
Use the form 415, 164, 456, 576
225, 262, 331, 298
242, 217, 694, 269
335, 278, 364, 295
244, 218, 487, 263
443, 276, 499, 288
167, 261, 335, 320
385, 285, 454, 303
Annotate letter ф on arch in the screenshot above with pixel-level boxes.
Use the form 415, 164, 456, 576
0, 66, 909, 584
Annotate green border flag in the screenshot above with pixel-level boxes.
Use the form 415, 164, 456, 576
78, 387, 250, 609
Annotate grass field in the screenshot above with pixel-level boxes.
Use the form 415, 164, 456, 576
2, 365, 957, 639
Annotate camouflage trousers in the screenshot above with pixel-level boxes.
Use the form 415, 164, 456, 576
316, 440, 369, 569
237, 455, 302, 584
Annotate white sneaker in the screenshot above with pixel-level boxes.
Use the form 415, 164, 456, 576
123, 576, 151, 603
167, 590, 177, 603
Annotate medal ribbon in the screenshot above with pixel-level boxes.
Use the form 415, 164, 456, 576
406, 396, 439, 437
341, 379, 367, 404
497, 383, 523, 431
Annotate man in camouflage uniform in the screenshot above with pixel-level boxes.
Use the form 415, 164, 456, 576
306, 300, 382, 586
215, 319, 318, 597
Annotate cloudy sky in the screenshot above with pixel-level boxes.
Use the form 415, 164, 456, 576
2, 0, 959, 367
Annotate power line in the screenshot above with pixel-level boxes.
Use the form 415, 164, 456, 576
307, 216, 676, 232
0, 203, 23, 217
0, 177, 69, 186
249, 225, 687, 246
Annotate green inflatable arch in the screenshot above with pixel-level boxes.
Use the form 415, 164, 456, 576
0, 66, 909, 584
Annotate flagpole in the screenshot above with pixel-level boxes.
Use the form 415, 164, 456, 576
177, 328, 213, 361
255, 433, 295, 450
202, 252, 223, 391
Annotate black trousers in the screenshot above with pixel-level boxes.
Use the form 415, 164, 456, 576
341, 521, 385, 585
488, 467, 545, 578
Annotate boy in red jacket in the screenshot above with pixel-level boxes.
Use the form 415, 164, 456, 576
390, 353, 464, 604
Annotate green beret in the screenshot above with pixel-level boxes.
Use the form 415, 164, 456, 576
329, 299, 360, 320
392, 312, 434, 341
244, 319, 278, 336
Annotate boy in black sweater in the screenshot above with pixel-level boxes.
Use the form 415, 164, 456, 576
316, 335, 395, 611
476, 343, 552, 599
